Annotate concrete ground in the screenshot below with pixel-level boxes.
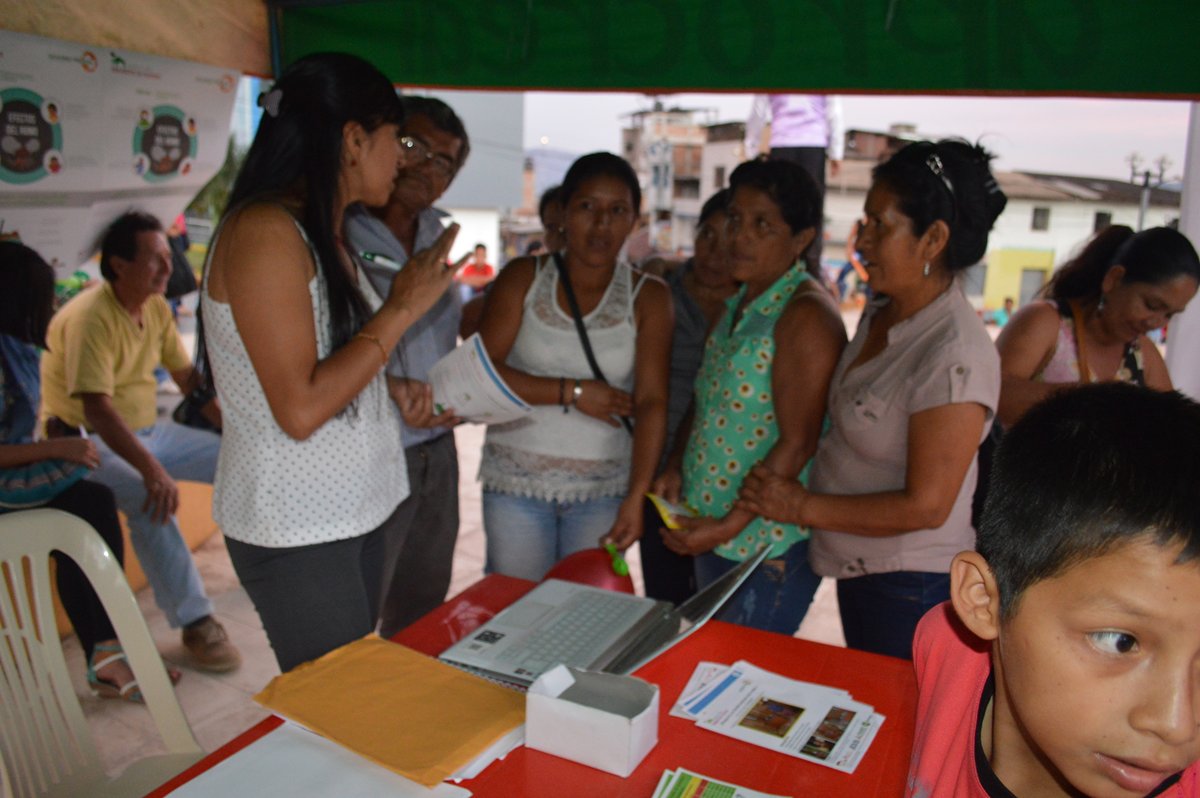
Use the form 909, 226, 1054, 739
75, 299, 855, 778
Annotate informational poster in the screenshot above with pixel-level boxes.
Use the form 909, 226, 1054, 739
0, 30, 238, 272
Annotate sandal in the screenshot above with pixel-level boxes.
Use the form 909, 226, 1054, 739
87, 644, 143, 703
85, 643, 184, 703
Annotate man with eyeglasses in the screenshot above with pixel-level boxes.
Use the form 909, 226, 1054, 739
345, 95, 470, 636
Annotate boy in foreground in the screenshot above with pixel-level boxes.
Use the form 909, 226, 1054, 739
908, 383, 1200, 798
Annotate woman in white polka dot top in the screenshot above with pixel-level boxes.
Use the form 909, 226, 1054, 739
200, 54, 458, 672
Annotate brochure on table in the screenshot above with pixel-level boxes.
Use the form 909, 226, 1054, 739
426, 333, 531, 424
652, 767, 791, 798
671, 660, 885, 774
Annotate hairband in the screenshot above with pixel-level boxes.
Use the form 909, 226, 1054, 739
257, 88, 283, 118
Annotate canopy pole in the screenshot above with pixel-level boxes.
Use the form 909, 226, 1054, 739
1166, 102, 1200, 400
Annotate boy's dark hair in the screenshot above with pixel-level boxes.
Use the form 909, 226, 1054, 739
699, 188, 731, 226
979, 383, 1200, 618
560, 152, 641, 215
0, 240, 56, 348
872, 139, 1008, 273
1044, 225, 1200, 303
728, 158, 821, 274
400, 95, 470, 169
99, 211, 162, 282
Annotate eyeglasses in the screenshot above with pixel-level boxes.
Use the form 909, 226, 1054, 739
399, 136, 457, 178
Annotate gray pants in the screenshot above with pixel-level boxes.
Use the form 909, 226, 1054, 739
226, 517, 388, 673
378, 434, 460, 637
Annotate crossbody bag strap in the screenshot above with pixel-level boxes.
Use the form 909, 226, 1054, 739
552, 253, 633, 434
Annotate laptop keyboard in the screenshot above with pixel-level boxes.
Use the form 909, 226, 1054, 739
497, 590, 649, 674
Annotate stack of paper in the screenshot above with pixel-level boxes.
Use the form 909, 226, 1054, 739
670, 661, 884, 774
254, 636, 526, 787
652, 768, 790, 798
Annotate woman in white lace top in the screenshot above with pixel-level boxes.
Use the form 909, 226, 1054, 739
477, 152, 672, 580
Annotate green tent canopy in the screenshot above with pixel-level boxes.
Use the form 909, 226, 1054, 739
273, 0, 1200, 98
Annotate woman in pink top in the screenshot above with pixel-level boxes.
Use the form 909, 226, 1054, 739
996, 225, 1199, 428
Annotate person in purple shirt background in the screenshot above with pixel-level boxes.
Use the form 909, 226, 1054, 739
744, 94, 844, 272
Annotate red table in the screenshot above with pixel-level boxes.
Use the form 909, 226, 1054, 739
149, 576, 916, 797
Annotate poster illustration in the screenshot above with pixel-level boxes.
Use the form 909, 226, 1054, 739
133, 104, 197, 181
0, 88, 64, 184
0, 29, 238, 270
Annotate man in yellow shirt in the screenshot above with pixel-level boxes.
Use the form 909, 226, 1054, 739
41, 211, 240, 671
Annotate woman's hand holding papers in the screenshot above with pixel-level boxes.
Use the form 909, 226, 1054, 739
387, 377, 459, 429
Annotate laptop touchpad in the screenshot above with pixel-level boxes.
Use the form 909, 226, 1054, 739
501, 601, 555, 629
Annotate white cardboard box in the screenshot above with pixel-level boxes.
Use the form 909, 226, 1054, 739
525, 665, 659, 777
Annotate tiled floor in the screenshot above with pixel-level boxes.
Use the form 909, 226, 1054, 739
75, 302, 850, 780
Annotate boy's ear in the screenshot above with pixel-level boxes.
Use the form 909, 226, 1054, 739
950, 551, 1003, 641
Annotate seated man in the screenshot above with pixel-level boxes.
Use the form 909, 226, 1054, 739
40, 211, 240, 671
908, 382, 1200, 797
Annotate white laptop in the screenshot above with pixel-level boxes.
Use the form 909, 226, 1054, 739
439, 546, 771, 688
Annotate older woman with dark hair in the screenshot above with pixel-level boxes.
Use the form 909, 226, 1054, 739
656, 159, 846, 634
741, 140, 1008, 658
640, 188, 739, 603
996, 225, 1198, 426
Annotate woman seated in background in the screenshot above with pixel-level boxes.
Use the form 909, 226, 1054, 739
0, 240, 180, 701
656, 160, 846, 634
995, 224, 1198, 427
477, 152, 672, 581
201, 53, 457, 672
639, 188, 739, 603
740, 140, 1007, 658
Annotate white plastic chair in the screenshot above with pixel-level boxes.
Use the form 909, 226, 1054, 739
0, 508, 203, 797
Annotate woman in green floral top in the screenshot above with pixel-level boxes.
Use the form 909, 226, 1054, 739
655, 159, 846, 634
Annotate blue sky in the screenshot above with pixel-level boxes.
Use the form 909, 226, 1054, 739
524, 92, 1192, 181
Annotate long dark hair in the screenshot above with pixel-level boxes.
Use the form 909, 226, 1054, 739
224, 52, 403, 355
872, 139, 1008, 273
1044, 225, 1200, 302
0, 241, 55, 348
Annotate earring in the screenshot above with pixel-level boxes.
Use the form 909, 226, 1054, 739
923, 261, 931, 277
1097, 294, 1107, 314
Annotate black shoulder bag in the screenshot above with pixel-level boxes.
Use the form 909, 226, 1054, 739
551, 253, 633, 434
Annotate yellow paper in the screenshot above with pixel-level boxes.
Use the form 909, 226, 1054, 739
254, 635, 525, 787
646, 492, 698, 530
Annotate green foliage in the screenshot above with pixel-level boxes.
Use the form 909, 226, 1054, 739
187, 136, 244, 222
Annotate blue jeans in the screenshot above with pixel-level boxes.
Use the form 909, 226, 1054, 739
693, 539, 821, 635
92, 420, 220, 628
836, 571, 951, 660
482, 491, 623, 581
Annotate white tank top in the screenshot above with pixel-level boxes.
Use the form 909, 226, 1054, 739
201, 217, 407, 547
480, 256, 641, 502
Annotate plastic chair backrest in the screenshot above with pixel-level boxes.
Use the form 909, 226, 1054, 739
0, 508, 202, 798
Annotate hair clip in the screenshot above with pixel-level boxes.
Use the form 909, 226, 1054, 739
983, 176, 1002, 195
925, 153, 955, 198
257, 88, 283, 118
